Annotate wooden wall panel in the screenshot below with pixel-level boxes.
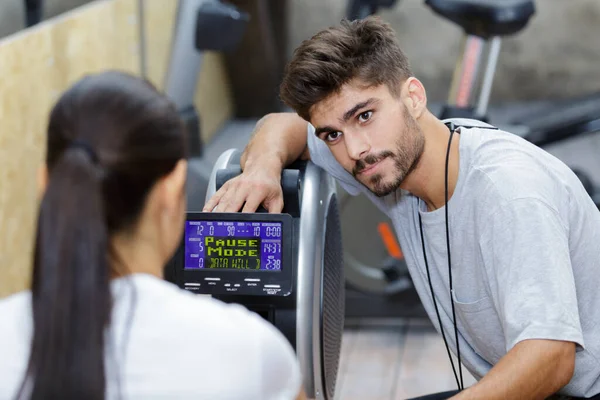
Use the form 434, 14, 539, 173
142, 0, 178, 88
0, 25, 54, 299
0, 0, 140, 298
194, 52, 234, 143
0, 0, 235, 298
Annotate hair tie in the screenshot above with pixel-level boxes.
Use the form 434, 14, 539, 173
70, 139, 99, 165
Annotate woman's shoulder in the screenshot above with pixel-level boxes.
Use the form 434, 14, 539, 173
0, 289, 31, 304
0, 290, 32, 321
0, 290, 33, 358
115, 274, 302, 399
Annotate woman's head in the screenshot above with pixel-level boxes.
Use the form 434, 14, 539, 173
21, 70, 187, 399
42, 70, 188, 264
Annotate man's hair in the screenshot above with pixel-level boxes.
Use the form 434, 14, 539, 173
280, 16, 413, 121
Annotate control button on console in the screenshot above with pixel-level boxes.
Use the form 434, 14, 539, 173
184, 283, 201, 291
262, 284, 282, 295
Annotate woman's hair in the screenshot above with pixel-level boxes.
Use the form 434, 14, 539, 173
18, 70, 187, 399
279, 16, 413, 121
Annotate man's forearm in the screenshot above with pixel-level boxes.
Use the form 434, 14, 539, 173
452, 339, 575, 400
241, 112, 309, 172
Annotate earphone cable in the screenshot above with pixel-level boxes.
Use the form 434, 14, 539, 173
417, 123, 464, 391
445, 125, 464, 390
418, 213, 461, 389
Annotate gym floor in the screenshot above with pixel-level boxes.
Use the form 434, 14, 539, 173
335, 318, 477, 399
202, 104, 600, 399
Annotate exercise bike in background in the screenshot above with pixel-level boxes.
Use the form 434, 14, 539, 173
427, 0, 600, 206
341, 0, 600, 321
346, 0, 400, 21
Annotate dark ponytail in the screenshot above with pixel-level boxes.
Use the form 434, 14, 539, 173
21, 147, 111, 400
17, 70, 187, 399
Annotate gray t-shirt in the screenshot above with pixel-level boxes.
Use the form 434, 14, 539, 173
307, 118, 600, 397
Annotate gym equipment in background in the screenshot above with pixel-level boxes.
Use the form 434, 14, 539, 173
426, 0, 600, 145
24, 0, 43, 27
339, 188, 428, 320
163, 0, 249, 158
162, 0, 250, 218
346, 0, 400, 21
425, 0, 600, 207
165, 149, 345, 400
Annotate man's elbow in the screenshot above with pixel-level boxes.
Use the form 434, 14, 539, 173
553, 341, 576, 390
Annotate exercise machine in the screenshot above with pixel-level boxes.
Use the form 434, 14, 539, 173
163, 0, 249, 159
426, 0, 600, 206
165, 149, 345, 400
346, 0, 400, 21
340, 0, 600, 319
427, 0, 600, 149
24, 0, 43, 27
339, 188, 427, 320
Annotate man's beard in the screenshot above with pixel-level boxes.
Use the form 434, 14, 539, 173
352, 108, 425, 197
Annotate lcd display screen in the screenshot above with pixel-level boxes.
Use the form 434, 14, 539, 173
184, 220, 283, 271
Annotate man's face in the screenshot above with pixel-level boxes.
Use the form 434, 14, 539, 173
310, 80, 425, 197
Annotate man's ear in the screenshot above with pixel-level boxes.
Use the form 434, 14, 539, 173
401, 77, 428, 120
36, 164, 48, 200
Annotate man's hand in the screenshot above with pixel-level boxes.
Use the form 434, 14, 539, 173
202, 164, 284, 213
451, 339, 576, 400
202, 112, 310, 213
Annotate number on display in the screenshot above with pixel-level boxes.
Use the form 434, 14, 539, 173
265, 226, 281, 237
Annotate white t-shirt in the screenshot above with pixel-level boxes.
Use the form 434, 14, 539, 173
0, 273, 302, 400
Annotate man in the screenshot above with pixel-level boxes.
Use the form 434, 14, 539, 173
204, 16, 600, 400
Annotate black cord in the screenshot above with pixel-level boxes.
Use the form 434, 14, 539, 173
418, 214, 461, 388
418, 123, 464, 391
445, 125, 464, 390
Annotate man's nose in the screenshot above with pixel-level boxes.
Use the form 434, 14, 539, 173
345, 131, 370, 161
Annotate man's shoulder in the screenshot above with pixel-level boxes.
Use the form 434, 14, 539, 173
457, 120, 568, 191
443, 117, 498, 131
447, 119, 579, 217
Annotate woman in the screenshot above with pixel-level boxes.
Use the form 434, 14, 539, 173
0, 71, 304, 400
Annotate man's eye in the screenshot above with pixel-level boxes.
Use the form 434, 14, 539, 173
358, 111, 372, 122
326, 131, 342, 142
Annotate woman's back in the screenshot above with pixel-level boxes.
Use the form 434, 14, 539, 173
0, 274, 301, 399
0, 70, 303, 400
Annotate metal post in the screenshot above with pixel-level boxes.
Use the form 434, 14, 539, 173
163, 0, 206, 111
476, 36, 502, 118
